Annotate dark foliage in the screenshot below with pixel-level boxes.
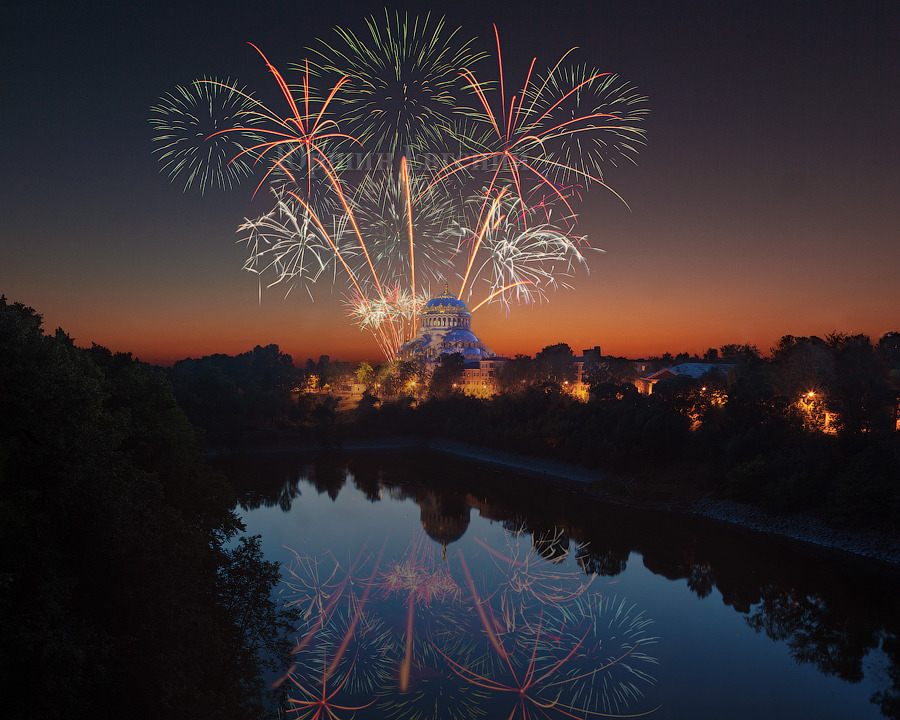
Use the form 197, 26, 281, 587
0, 297, 297, 720
166, 344, 308, 446
429, 351, 466, 398
349, 332, 900, 529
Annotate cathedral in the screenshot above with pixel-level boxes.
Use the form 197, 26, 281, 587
397, 288, 495, 364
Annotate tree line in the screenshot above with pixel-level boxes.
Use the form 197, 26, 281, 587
354, 334, 900, 529
144, 330, 899, 528
0, 297, 297, 720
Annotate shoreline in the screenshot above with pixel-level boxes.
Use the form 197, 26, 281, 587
210, 435, 900, 566
426, 438, 900, 565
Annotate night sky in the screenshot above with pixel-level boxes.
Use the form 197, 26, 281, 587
3, 0, 898, 365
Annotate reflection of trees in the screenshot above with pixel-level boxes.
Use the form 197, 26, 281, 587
351, 463, 382, 503
219, 450, 900, 717
308, 462, 347, 501
685, 555, 715, 599
218, 456, 307, 512
747, 584, 878, 682
235, 473, 301, 511
874, 633, 900, 719
575, 545, 629, 577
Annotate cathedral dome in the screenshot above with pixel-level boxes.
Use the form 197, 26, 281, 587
398, 286, 494, 363
421, 288, 470, 317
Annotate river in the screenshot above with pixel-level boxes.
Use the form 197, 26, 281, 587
215, 449, 900, 720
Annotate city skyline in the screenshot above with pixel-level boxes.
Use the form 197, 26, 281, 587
3, 0, 897, 365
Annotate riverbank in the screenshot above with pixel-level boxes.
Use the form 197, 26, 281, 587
423, 438, 900, 566
209, 434, 900, 565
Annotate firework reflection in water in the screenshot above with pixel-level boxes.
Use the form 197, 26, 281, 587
472, 528, 595, 636
276, 528, 658, 718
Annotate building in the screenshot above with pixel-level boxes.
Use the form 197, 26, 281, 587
636, 362, 733, 395
398, 288, 496, 365
460, 357, 507, 398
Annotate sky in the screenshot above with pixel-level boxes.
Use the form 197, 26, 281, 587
2, 0, 898, 365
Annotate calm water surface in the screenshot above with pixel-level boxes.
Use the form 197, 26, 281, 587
216, 450, 900, 720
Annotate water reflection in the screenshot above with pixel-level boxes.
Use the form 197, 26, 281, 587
275, 530, 658, 719
217, 450, 900, 719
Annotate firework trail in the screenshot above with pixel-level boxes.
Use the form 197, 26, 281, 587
433, 25, 648, 229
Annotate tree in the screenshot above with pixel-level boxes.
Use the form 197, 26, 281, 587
167, 344, 302, 438
535, 343, 576, 386
380, 359, 429, 400
583, 356, 638, 388
0, 296, 297, 720
828, 334, 895, 436
878, 332, 900, 370
496, 354, 538, 393
219, 535, 300, 718
355, 361, 375, 390
768, 335, 834, 400
429, 352, 466, 398
720, 343, 761, 361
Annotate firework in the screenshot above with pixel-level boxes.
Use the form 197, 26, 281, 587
378, 653, 491, 720
269, 524, 659, 720
433, 26, 647, 223
473, 532, 595, 636
525, 65, 649, 187
240, 186, 355, 301
450, 188, 594, 310
151, 18, 646, 361
280, 546, 349, 641
377, 534, 464, 690
310, 10, 487, 155
149, 77, 266, 193
548, 595, 659, 717
285, 649, 378, 720
314, 606, 396, 696
349, 159, 457, 293
434, 609, 594, 720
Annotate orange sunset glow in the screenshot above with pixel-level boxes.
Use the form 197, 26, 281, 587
3, 0, 897, 366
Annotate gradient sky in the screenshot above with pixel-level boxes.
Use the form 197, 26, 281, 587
2, 0, 898, 365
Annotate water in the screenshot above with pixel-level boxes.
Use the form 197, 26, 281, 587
216, 450, 900, 720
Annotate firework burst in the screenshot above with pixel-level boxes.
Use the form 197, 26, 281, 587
310, 10, 487, 155
525, 65, 649, 187
434, 26, 647, 225
151, 17, 646, 360
349, 160, 457, 292
149, 76, 266, 192
285, 649, 378, 720
451, 188, 594, 311
473, 532, 595, 636
545, 595, 659, 717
